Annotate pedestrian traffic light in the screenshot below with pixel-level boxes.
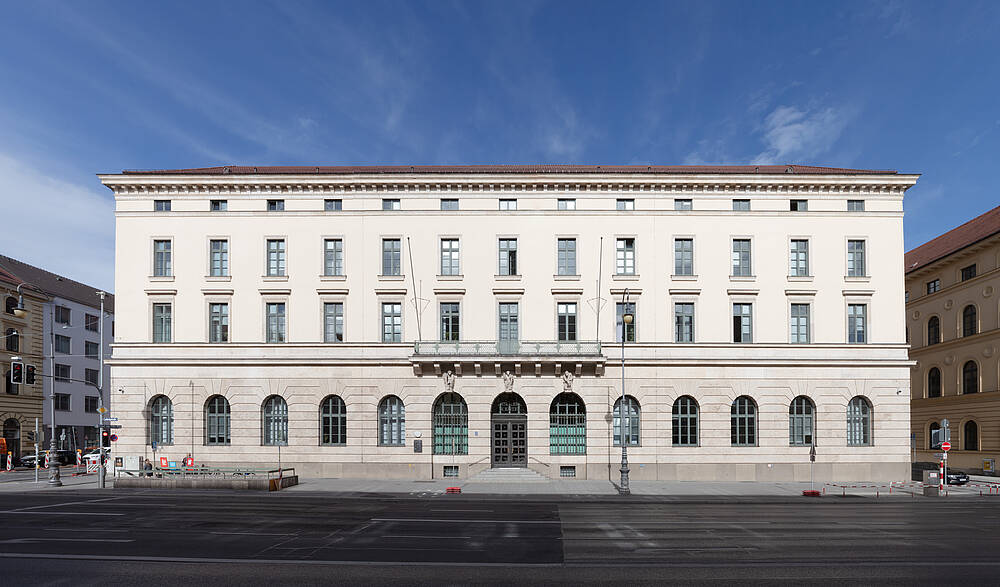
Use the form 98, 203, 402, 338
25, 365, 36, 385
10, 361, 23, 384
101, 428, 111, 449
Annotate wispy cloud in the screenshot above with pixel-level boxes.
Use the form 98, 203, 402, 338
752, 104, 855, 164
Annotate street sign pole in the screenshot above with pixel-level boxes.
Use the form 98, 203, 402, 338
34, 417, 38, 484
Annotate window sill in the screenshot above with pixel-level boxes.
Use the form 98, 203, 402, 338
671, 274, 698, 281
729, 275, 756, 282
494, 274, 521, 280
844, 275, 872, 282
787, 275, 814, 282
261, 275, 289, 282
378, 274, 406, 281
612, 274, 640, 281
204, 275, 232, 282
437, 274, 464, 281
553, 274, 581, 281
148, 275, 175, 282
319, 274, 347, 281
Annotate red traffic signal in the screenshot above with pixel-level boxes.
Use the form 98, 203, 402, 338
25, 365, 36, 385
10, 361, 23, 384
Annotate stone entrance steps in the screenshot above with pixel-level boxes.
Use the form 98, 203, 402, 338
469, 467, 549, 483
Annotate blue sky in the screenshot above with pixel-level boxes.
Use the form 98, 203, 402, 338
1, 0, 998, 292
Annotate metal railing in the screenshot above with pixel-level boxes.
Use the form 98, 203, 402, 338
119, 466, 294, 479
414, 340, 602, 356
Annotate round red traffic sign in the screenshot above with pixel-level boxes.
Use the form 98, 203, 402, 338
941, 441, 951, 452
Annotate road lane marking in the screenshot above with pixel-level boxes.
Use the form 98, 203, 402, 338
371, 518, 560, 524
0, 511, 124, 516
0, 538, 134, 544
8, 497, 122, 512
210, 532, 298, 537
382, 535, 472, 539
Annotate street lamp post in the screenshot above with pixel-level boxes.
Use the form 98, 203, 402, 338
619, 289, 633, 496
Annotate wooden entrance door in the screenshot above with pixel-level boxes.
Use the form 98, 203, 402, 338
491, 418, 527, 467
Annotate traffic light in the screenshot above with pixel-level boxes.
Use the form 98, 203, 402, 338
101, 428, 111, 449
25, 431, 35, 442
25, 365, 35, 385
10, 361, 23, 384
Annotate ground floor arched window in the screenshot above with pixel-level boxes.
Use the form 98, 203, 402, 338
432, 392, 468, 454
550, 392, 586, 454
613, 395, 640, 446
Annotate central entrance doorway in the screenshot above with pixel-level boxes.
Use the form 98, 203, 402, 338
491, 392, 527, 467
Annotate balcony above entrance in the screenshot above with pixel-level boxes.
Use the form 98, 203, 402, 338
410, 340, 605, 377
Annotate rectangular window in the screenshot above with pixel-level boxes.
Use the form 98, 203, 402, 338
265, 303, 286, 343
847, 200, 865, 212
440, 238, 460, 276
210, 239, 229, 276
209, 303, 229, 343
85, 396, 99, 413
382, 238, 401, 275
443, 465, 459, 477
790, 303, 810, 343
616, 199, 635, 211
382, 199, 400, 211
323, 302, 344, 343
324, 199, 342, 211
382, 303, 402, 342
498, 303, 519, 352
324, 239, 344, 276
732, 239, 752, 277
152, 303, 172, 343
616, 302, 636, 343
266, 239, 286, 276
440, 199, 459, 211
674, 199, 692, 211
674, 302, 694, 343
560, 466, 577, 478
85, 368, 99, 386
847, 240, 866, 277
154, 200, 171, 212
557, 198, 576, 210
440, 303, 460, 341
557, 238, 577, 275
267, 199, 284, 211
790, 199, 808, 211
926, 279, 940, 294
498, 238, 518, 276
557, 303, 577, 342
616, 238, 636, 275
85, 341, 99, 359
54, 364, 71, 383
961, 264, 977, 281
674, 238, 694, 275
54, 392, 71, 411
499, 198, 517, 211
153, 240, 172, 276
789, 239, 809, 276
54, 305, 71, 325
733, 303, 752, 343
848, 304, 867, 343
210, 199, 227, 211
85, 313, 99, 332
732, 199, 750, 211
54, 334, 71, 354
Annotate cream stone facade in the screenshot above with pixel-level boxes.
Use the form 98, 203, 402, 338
101, 165, 918, 481
906, 205, 1000, 472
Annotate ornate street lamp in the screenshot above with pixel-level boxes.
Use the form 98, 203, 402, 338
619, 288, 633, 496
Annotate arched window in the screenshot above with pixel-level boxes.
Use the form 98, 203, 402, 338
4, 296, 16, 315
378, 395, 405, 446
928, 421, 941, 449
846, 396, 872, 446
320, 395, 347, 446
204, 395, 230, 445
5, 328, 17, 352
613, 395, 640, 446
963, 361, 979, 394
550, 392, 586, 454
962, 305, 977, 337
4, 369, 17, 395
262, 395, 288, 446
927, 316, 940, 345
149, 395, 173, 445
964, 421, 979, 451
789, 396, 815, 446
927, 368, 941, 398
731, 396, 757, 447
432, 392, 467, 454
672, 396, 699, 447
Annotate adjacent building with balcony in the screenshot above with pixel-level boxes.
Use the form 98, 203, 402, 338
102, 164, 917, 481
906, 204, 1000, 472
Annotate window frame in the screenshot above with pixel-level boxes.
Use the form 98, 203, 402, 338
557, 238, 577, 276
498, 238, 518, 276
847, 303, 868, 344
378, 395, 406, 446
847, 239, 867, 277
208, 302, 229, 343
209, 238, 229, 277
674, 301, 694, 343
615, 237, 636, 275
265, 238, 287, 277
613, 395, 640, 447
323, 302, 344, 343
440, 302, 461, 342
672, 396, 699, 447
265, 302, 287, 343
731, 238, 752, 277
205, 395, 231, 446
846, 396, 872, 447
320, 395, 347, 446
152, 303, 172, 343
557, 302, 577, 342
152, 239, 173, 277
730, 396, 758, 447
549, 392, 587, 455
381, 238, 402, 276
788, 396, 815, 446
262, 395, 289, 446
381, 302, 402, 343
674, 238, 694, 276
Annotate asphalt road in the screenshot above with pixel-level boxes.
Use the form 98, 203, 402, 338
0, 489, 997, 585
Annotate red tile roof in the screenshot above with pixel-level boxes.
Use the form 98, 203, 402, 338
905, 204, 1000, 273
121, 164, 899, 176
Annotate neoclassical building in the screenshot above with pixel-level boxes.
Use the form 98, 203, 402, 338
102, 164, 918, 481
907, 204, 1000, 471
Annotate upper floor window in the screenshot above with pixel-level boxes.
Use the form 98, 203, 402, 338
731, 239, 752, 277
209, 239, 229, 276
616, 238, 635, 275
790, 303, 810, 343
382, 239, 401, 276
324, 239, 344, 276
674, 199, 692, 211
265, 302, 286, 343
382, 199, 400, 211
926, 279, 940, 294
616, 199, 634, 211
54, 364, 71, 383
85, 341, 99, 359
54, 392, 71, 411
54, 305, 71, 325
154, 200, 171, 212
847, 200, 865, 212
557, 238, 577, 275
927, 316, 940, 345
440, 199, 459, 211
557, 302, 577, 342
790, 199, 808, 211
266, 239, 286, 276
85, 395, 99, 413
847, 240, 866, 277
927, 367, 941, 398
962, 305, 977, 337
440, 303, 460, 342
324, 302, 344, 343
440, 239, 460, 276
732, 199, 750, 211
210, 199, 227, 211
382, 302, 402, 342
209, 303, 229, 343
789, 239, 809, 277
266, 199, 284, 211
848, 304, 867, 344
85, 368, 99, 386
152, 303, 172, 343
324, 199, 342, 211
4, 328, 18, 353
616, 302, 636, 343
961, 264, 977, 281
153, 240, 172, 277
499, 198, 517, 211
85, 314, 99, 332
733, 303, 752, 343
675, 302, 694, 343
498, 238, 518, 276
557, 198, 576, 210
963, 361, 979, 394
674, 238, 693, 276
54, 334, 71, 354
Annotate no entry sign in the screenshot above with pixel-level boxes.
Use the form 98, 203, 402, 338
941, 441, 951, 452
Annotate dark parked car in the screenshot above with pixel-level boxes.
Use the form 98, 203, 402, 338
946, 470, 970, 485
911, 462, 970, 485
18, 450, 75, 468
